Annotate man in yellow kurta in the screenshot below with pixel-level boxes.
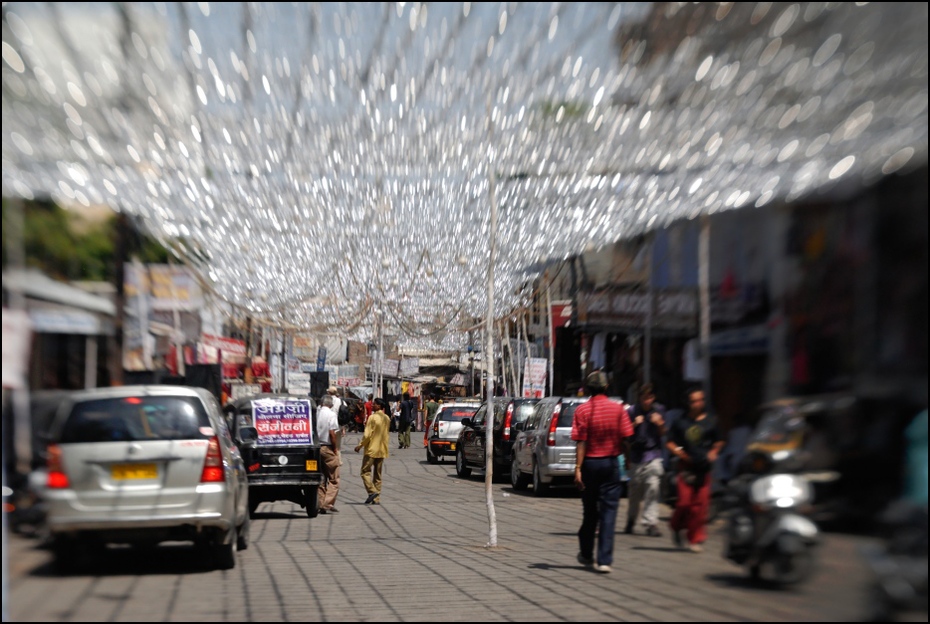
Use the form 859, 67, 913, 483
355, 397, 391, 505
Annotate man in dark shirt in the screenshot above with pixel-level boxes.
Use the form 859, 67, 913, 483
397, 393, 415, 448
666, 387, 725, 552
624, 383, 666, 537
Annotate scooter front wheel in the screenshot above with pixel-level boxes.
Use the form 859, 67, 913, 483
765, 536, 815, 585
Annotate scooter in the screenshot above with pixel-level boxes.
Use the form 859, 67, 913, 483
723, 468, 819, 585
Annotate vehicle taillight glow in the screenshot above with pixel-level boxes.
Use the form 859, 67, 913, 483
547, 405, 560, 446
46, 444, 70, 489
502, 404, 514, 441
200, 436, 225, 482
124, 397, 143, 404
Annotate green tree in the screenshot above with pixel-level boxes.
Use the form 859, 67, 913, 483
2, 198, 168, 282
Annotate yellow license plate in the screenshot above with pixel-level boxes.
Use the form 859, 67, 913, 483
305, 460, 318, 471
450, 443, 456, 451
111, 463, 157, 480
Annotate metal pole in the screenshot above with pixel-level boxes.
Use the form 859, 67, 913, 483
485, 97, 500, 548
85, 336, 98, 389
699, 215, 712, 402
546, 281, 554, 397
644, 234, 653, 385
521, 309, 532, 398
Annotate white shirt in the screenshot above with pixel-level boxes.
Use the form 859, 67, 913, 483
317, 406, 339, 445
331, 395, 343, 416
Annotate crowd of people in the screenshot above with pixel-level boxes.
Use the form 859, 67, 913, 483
315, 378, 725, 570
571, 371, 724, 573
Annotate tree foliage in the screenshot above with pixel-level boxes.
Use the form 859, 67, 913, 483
1, 198, 168, 282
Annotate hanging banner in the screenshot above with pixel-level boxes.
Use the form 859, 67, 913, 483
2, 309, 32, 389
316, 346, 327, 372
522, 357, 548, 398
399, 357, 419, 377
202, 333, 247, 359
373, 358, 399, 377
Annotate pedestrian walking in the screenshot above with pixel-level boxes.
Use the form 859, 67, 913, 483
327, 387, 343, 421
364, 393, 374, 425
316, 395, 342, 514
423, 394, 439, 447
398, 392, 415, 448
666, 386, 725, 553
571, 370, 634, 574
624, 383, 666, 537
355, 397, 391, 505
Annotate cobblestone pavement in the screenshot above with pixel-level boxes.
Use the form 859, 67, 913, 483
6, 431, 884, 622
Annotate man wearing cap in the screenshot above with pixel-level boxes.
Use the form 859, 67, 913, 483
327, 387, 343, 421
571, 370, 634, 574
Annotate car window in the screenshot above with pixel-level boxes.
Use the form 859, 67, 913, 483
59, 396, 211, 443
470, 405, 485, 426
557, 403, 580, 427
439, 406, 478, 422
525, 403, 546, 431
513, 403, 537, 424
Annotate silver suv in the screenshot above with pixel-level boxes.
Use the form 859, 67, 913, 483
511, 397, 588, 496
42, 385, 250, 572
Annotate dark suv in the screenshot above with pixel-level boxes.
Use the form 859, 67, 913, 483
224, 393, 324, 518
455, 397, 540, 481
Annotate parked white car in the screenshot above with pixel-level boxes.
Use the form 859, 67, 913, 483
426, 401, 480, 463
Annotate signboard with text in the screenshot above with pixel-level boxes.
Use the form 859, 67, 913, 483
522, 357, 548, 398
251, 398, 313, 446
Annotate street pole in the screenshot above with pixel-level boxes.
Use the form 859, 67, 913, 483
546, 279, 554, 397
644, 234, 653, 386
699, 214, 712, 403
484, 96, 500, 548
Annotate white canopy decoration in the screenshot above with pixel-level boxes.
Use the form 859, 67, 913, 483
3, 2, 927, 347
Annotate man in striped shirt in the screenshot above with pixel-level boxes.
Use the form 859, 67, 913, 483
571, 370, 635, 574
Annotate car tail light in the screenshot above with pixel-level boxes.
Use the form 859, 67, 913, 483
200, 436, 225, 482
502, 404, 514, 441
433, 418, 439, 435
547, 405, 560, 446
46, 444, 70, 489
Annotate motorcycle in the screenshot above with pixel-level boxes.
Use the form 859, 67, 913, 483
722, 407, 820, 585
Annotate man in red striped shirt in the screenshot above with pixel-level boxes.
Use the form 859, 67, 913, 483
571, 370, 634, 573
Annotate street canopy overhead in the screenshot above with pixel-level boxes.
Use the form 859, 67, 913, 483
2, 2, 927, 347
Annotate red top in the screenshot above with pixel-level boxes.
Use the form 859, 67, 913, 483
570, 395, 634, 458
364, 401, 373, 417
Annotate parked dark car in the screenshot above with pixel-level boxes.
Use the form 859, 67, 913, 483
224, 393, 323, 518
455, 397, 540, 481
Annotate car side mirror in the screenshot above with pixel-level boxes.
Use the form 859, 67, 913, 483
461, 418, 472, 429
239, 426, 258, 447
513, 421, 525, 432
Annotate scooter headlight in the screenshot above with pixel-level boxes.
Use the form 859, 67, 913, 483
750, 474, 812, 509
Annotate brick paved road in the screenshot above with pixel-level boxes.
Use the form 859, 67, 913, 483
6, 431, 884, 622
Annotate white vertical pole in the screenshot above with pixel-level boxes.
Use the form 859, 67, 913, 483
169, 257, 185, 377
699, 215, 712, 401
485, 96, 499, 548
521, 309, 532, 397
644, 235, 653, 385
85, 336, 98, 389
546, 281, 554, 397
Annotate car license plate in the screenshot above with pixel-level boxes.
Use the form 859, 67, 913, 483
111, 463, 157, 480
450, 443, 456, 451
305, 460, 318, 471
